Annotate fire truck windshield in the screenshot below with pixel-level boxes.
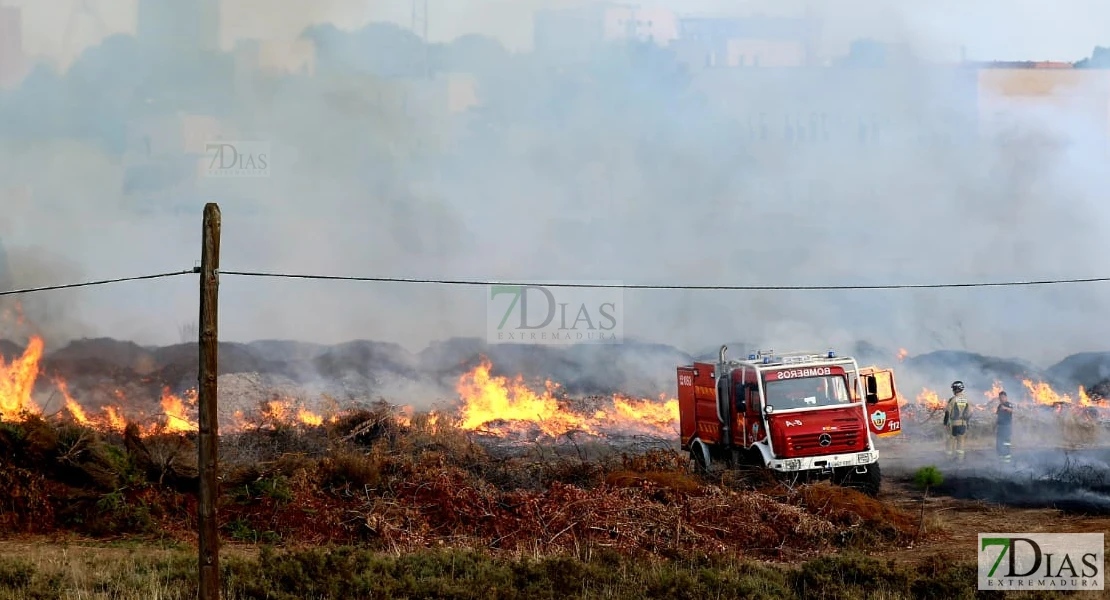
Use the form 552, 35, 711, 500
763, 375, 851, 410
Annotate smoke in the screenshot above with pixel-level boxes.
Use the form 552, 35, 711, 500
1, 0, 1109, 381
887, 446, 1110, 515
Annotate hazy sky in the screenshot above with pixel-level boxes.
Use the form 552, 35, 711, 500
3, 0, 1110, 366
5, 0, 1109, 68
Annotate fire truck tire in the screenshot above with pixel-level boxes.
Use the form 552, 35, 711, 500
737, 447, 763, 468
689, 441, 711, 475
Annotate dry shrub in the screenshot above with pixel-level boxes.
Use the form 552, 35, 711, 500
1061, 413, 1100, 448
787, 482, 916, 546
618, 448, 688, 472
0, 416, 927, 558
318, 449, 383, 492
538, 458, 605, 489
328, 402, 401, 447
380, 470, 840, 557
396, 419, 483, 465
271, 453, 316, 475
0, 462, 58, 533
605, 470, 701, 494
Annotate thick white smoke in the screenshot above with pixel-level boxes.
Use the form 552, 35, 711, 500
1, 0, 1109, 375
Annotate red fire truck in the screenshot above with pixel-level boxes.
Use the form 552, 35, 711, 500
677, 346, 902, 496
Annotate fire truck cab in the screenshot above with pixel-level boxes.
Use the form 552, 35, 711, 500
677, 346, 902, 496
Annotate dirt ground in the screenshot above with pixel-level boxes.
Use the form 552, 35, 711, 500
875, 435, 1110, 567
877, 480, 1110, 565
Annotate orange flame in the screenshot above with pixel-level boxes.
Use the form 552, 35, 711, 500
896, 348, 908, 362
456, 358, 593, 436
160, 387, 197, 433
1020, 379, 1106, 408
0, 333, 365, 436
57, 378, 90, 425
0, 336, 44, 420
455, 357, 678, 438
915, 388, 945, 411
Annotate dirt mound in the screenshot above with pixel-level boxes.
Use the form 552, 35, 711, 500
1047, 351, 1110, 387
312, 340, 421, 381
46, 338, 157, 370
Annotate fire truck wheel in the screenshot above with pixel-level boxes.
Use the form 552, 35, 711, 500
689, 444, 710, 475
737, 447, 763, 468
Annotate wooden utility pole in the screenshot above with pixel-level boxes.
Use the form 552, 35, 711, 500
198, 203, 221, 600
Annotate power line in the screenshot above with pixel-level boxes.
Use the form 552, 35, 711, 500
0, 269, 197, 297
216, 270, 1110, 290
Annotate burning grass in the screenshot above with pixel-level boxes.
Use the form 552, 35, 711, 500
0, 403, 920, 560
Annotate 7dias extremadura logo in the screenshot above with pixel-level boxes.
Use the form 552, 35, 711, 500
978, 533, 1104, 591
486, 283, 623, 345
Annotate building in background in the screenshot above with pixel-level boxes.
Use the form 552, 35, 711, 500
976, 63, 1110, 144
673, 15, 821, 68
691, 65, 979, 149
137, 0, 220, 53
121, 113, 234, 213
0, 6, 26, 89
234, 39, 317, 77
534, 2, 677, 64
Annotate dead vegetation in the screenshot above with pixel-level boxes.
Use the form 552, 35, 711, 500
0, 543, 1034, 600
0, 401, 921, 560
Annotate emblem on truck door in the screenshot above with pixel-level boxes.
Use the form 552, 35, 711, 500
818, 433, 832, 446
870, 410, 887, 429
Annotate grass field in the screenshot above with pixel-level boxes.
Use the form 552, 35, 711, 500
0, 540, 1009, 600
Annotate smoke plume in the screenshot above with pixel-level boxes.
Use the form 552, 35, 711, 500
1, 0, 1109, 383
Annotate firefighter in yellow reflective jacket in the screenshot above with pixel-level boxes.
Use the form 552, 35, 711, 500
943, 381, 971, 461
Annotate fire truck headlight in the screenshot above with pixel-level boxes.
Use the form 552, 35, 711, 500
857, 453, 872, 464
784, 459, 801, 471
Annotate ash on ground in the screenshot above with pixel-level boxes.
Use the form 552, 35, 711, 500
888, 447, 1110, 515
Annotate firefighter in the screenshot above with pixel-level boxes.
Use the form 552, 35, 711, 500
943, 381, 971, 462
995, 390, 1013, 462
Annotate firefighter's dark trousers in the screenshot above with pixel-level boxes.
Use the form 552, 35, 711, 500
996, 422, 1012, 461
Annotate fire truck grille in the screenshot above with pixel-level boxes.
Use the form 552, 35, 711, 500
787, 431, 862, 454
